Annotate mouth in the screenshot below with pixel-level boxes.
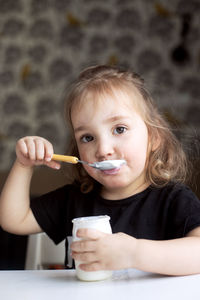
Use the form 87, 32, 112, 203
101, 167, 121, 175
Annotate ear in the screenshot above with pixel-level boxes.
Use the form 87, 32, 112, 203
152, 136, 160, 151
149, 129, 161, 152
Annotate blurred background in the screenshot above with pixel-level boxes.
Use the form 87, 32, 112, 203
0, 0, 200, 270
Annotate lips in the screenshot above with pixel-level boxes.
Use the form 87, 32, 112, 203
101, 167, 121, 175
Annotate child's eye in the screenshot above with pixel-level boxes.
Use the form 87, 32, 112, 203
80, 135, 94, 143
113, 126, 127, 135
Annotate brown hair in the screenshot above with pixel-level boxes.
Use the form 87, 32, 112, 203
63, 65, 188, 192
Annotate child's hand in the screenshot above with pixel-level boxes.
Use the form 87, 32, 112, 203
16, 136, 61, 170
71, 229, 136, 271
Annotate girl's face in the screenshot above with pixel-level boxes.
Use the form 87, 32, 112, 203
71, 89, 149, 199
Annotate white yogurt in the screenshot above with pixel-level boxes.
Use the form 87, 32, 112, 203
72, 215, 112, 281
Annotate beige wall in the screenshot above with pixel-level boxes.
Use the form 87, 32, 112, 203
0, 0, 200, 172
0, 167, 67, 197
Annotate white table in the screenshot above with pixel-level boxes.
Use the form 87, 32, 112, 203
0, 269, 199, 300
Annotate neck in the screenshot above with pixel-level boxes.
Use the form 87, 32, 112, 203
101, 181, 150, 200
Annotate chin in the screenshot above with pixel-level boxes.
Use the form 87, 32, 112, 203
103, 179, 130, 189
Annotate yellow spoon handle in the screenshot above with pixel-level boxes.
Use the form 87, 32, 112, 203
52, 154, 79, 164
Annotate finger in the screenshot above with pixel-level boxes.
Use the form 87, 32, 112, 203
25, 138, 36, 160
34, 138, 45, 161
71, 251, 97, 263
71, 240, 95, 252
17, 138, 28, 156
44, 160, 61, 170
43, 139, 54, 162
76, 228, 106, 240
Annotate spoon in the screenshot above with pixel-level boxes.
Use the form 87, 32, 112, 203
52, 154, 126, 171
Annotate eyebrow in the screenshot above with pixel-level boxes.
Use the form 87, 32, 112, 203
74, 115, 130, 133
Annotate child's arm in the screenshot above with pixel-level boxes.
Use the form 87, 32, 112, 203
0, 136, 60, 235
71, 227, 200, 276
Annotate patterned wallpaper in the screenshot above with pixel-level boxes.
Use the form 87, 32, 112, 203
0, 0, 200, 170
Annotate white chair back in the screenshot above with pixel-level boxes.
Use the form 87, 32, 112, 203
25, 233, 65, 269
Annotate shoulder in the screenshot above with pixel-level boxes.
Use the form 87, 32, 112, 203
157, 183, 200, 214
149, 183, 198, 200
33, 183, 99, 203
38, 183, 83, 198
30, 184, 84, 209
166, 183, 199, 203
145, 183, 199, 213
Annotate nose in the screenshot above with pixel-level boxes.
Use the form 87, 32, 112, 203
95, 138, 114, 161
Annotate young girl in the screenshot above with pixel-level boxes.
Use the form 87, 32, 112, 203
1, 65, 200, 275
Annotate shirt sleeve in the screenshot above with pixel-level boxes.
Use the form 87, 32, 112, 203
30, 185, 72, 244
169, 185, 200, 238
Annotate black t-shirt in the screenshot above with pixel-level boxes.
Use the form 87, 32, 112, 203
30, 183, 200, 267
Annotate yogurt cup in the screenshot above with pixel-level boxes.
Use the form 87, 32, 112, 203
72, 215, 112, 281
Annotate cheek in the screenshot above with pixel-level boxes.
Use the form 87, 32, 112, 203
82, 165, 99, 181
78, 147, 91, 162
76, 142, 87, 158
123, 134, 148, 164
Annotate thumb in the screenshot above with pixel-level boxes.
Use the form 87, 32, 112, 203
44, 160, 61, 170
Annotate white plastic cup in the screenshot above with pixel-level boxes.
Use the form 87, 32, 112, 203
72, 215, 112, 281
